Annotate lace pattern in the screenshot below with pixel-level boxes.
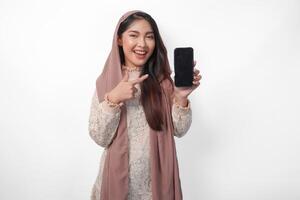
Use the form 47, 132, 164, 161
172, 101, 192, 138
89, 71, 192, 200
125, 87, 152, 200
88, 91, 121, 148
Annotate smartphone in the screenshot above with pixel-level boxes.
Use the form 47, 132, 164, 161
174, 47, 194, 87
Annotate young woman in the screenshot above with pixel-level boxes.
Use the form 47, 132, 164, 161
89, 10, 202, 200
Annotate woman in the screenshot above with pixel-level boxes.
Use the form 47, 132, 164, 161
89, 10, 202, 200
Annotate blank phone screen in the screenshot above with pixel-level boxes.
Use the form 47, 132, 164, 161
174, 47, 194, 87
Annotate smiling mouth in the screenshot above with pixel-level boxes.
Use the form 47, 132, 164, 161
133, 50, 147, 55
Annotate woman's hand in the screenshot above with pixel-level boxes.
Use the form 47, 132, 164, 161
174, 61, 202, 106
107, 71, 149, 104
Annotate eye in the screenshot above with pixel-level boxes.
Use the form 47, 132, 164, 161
146, 35, 154, 39
129, 34, 137, 38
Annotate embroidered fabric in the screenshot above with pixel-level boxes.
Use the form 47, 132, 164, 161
89, 71, 192, 200
172, 100, 192, 138
88, 90, 121, 148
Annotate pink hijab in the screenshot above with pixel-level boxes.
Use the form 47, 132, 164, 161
96, 10, 183, 200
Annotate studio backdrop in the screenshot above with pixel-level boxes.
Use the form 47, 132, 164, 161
0, 0, 299, 199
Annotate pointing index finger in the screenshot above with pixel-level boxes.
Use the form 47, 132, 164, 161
130, 74, 149, 85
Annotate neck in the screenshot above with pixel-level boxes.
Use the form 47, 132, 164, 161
122, 65, 143, 72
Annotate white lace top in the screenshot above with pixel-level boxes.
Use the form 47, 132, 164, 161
89, 71, 192, 200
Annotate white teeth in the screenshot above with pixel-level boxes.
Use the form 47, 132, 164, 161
134, 50, 147, 55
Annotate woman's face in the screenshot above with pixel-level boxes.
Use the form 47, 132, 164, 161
118, 19, 155, 68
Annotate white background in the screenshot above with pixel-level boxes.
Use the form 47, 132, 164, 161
1, 0, 300, 199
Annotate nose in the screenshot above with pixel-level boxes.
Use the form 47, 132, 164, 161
137, 37, 146, 47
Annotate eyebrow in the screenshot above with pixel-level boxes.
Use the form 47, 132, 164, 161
128, 30, 154, 34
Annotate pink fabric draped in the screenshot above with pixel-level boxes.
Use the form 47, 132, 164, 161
95, 10, 183, 200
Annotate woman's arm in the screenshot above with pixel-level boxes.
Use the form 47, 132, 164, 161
172, 98, 192, 138
88, 90, 121, 148
170, 62, 201, 137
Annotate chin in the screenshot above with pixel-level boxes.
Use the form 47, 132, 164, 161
132, 60, 147, 67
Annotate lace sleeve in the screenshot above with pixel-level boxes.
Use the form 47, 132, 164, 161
172, 100, 192, 138
88, 90, 121, 148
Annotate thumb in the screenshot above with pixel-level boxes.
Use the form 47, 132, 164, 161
122, 70, 129, 82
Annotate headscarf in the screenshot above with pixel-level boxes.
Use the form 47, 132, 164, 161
96, 10, 183, 200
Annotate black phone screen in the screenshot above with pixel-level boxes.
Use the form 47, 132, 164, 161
174, 47, 194, 87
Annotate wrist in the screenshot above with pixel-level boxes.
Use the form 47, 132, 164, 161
174, 95, 188, 107
107, 92, 121, 104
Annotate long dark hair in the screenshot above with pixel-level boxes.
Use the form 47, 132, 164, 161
117, 11, 173, 131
